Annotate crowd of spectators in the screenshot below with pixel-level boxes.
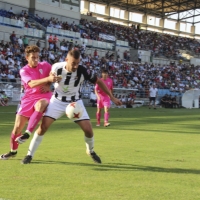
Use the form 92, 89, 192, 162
0, 8, 200, 100
79, 19, 200, 60
1, 7, 200, 59
81, 51, 200, 97
0, 37, 200, 98
28, 11, 200, 59
0, 7, 31, 28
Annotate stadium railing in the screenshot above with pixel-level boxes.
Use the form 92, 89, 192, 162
46, 27, 80, 39
0, 16, 24, 28
0, 80, 21, 104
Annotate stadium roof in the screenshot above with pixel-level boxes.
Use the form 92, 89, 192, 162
90, 0, 200, 22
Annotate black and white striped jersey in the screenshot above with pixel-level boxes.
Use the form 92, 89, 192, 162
52, 61, 97, 102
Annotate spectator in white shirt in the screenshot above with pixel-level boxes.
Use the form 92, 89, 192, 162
148, 84, 158, 109
7, 72, 16, 82
1, 71, 7, 82
90, 90, 97, 107
18, 36, 23, 47
49, 52, 55, 62
9, 7, 14, 14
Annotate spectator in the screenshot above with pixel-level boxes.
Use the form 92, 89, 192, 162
0, 91, 8, 106
22, 36, 28, 48
36, 40, 41, 48
10, 31, 16, 44
90, 89, 97, 107
18, 36, 23, 47
48, 34, 53, 45
0, 71, 7, 82
94, 49, 98, 58
8, 7, 14, 14
7, 71, 16, 82
138, 51, 142, 63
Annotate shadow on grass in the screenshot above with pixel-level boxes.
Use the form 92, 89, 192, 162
31, 159, 200, 174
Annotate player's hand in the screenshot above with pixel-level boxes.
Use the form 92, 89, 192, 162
40, 84, 50, 93
48, 73, 62, 83
111, 97, 122, 106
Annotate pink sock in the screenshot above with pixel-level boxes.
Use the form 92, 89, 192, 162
104, 112, 109, 123
96, 112, 101, 122
26, 111, 43, 134
10, 133, 21, 151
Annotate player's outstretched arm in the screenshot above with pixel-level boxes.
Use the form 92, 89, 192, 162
96, 78, 122, 106
28, 73, 61, 88
94, 88, 100, 100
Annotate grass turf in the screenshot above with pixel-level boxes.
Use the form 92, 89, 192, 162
0, 106, 200, 200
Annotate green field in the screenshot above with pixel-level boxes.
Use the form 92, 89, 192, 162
0, 106, 200, 200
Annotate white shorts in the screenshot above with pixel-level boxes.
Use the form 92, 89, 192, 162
44, 96, 90, 121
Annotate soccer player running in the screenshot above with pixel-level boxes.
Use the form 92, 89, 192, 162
95, 69, 113, 127
20, 49, 122, 164
0, 45, 60, 160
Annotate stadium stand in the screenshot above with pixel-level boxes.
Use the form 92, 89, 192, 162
0, 5, 199, 107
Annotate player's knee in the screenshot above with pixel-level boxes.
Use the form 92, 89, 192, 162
40, 123, 49, 134
104, 108, 109, 113
35, 99, 49, 111
38, 132, 45, 136
84, 130, 93, 137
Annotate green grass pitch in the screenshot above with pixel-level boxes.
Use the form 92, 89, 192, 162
0, 106, 200, 200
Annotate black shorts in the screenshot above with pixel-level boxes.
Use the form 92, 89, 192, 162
149, 97, 156, 101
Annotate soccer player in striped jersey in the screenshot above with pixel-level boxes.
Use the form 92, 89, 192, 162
20, 49, 122, 164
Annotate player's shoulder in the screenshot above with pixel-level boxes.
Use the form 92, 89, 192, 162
52, 61, 66, 71
78, 64, 87, 71
20, 64, 28, 73
39, 61, 51, 67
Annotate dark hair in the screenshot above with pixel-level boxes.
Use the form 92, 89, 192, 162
102, 69, 108, 74
25, 45, 40, 56
68, 49, 80, 59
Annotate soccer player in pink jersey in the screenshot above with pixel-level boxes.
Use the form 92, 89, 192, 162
95, 69, 113, 127
0, 45, 61, 160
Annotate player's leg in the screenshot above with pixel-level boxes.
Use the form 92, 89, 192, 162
96, 107, 102, 126
103, 97, 111, 127
76, 120, 101, 164
104, 106, 110, 127
153, 98, 156, 109
21, 97, 65, 164
0, 115, 28, 160
149, 98, 152, 109
75, 100, 101, 163
96, 99, 103, 126
21, 117, 55, 164
16, 99, 49, 144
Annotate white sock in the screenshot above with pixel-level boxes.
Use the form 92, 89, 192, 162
27, 132, 44, 157
85, 136, 94, 153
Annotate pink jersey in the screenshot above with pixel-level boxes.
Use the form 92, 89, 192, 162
95, 77, 113, 96
20, 62, 52, 100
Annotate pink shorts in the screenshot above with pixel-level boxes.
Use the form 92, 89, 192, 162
97, 95, 111, 108
17, 93, 52, 118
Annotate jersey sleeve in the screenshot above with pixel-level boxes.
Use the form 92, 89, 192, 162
51, 63, 58, 74
44, 62, 52, 74
95, 83, 99, 91
20, 68, 32, 84
81, 66, 97, 84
